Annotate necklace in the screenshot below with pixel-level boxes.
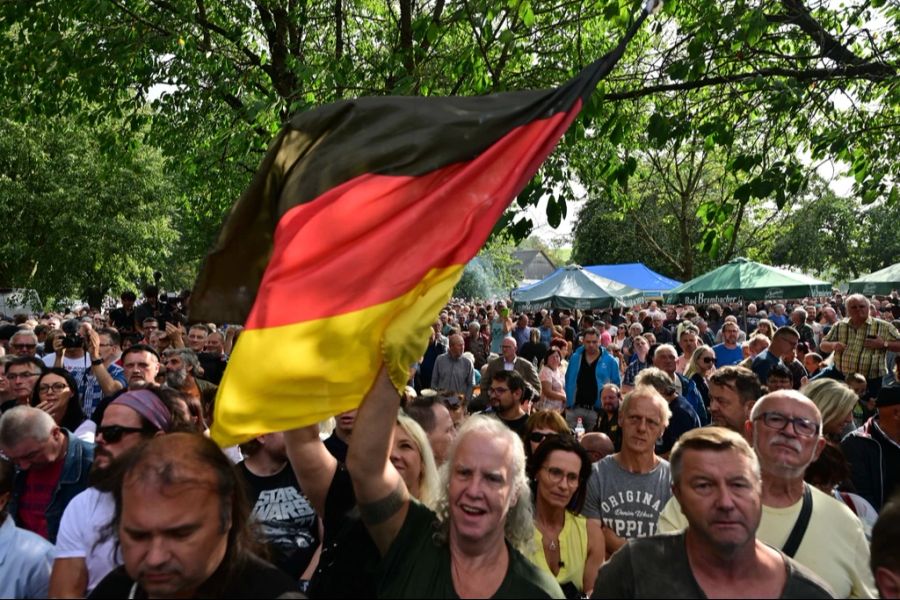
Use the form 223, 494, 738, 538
537, 519, 562, 552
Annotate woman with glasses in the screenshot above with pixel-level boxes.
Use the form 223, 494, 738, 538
30, 368, 91, 440
524, 410, 570, 460
684, 345, 715, 409
527, 435, 605, 598
538, 348, 567, 413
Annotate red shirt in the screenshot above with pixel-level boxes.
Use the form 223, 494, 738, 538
17, 456, 65, 539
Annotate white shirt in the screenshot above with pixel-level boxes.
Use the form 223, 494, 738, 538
55, 488, 120, 594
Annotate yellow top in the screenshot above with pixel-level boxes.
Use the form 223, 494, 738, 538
529, 511, 589, 592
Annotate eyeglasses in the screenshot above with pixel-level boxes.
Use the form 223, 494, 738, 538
542, 466, 580, 486
6, 372, 40, 380
529, 431, 557, 444
754, 411, 820, 437
489, 387, 509, 396
97, 424, 150, 443
700, 357, 715, 364
38, 383, 69, 394
11, 343, 36, 350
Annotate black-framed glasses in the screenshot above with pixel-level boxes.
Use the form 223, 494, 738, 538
754, 411, 820, 437
529, 431, 558, 444
489, 387, 509, 396
700, 357, 715, 364
97, 425, 150, 443
38, 383, 69, 394
11, 343, 36, 350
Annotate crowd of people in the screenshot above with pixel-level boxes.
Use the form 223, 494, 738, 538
1, 285, 899, 598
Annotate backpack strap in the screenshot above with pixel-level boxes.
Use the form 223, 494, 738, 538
782, 484, 813, 558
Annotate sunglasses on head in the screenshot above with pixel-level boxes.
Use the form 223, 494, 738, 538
529, 431, 558, 444
97, 424, 151, 443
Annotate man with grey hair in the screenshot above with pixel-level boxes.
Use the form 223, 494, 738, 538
346, 368, 562, 597
0, 405, 93, 542
161, 348, 217, 420
431, 333, 475, 402
636, 365, 701, 456
820, 293, 900, 399
658, 389, 876, 598
583, 386, 673, 557
593, 426, 832, 598
9, 329, 38, 357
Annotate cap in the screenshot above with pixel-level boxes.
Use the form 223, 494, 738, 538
876, 385, 900, 409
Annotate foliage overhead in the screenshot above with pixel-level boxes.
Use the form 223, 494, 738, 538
0, 0, 898, 297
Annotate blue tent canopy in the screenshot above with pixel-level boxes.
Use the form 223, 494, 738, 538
584, 263, 681, 297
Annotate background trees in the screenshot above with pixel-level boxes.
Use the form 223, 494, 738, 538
1, 0, 897, 303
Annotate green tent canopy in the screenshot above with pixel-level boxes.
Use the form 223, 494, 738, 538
511, 265, 645, 311
847, 262, 900, 295
665, 258, 832, 304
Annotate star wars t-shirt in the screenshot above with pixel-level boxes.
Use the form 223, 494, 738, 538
237, 462, 319, 578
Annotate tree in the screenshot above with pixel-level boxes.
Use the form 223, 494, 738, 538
0, 0, 897, 272
453, 233, 522, 299
0, 117, 180, 307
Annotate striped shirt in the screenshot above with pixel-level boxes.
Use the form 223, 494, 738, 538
822, 317, 900, 378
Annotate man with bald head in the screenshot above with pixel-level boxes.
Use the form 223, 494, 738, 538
430, 333, 475, 402
659, 390, 877, 598
91, 433, 302, 598
580, 432, 614, 463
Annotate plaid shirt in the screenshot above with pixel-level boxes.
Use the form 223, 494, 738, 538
822, 317, 900, 378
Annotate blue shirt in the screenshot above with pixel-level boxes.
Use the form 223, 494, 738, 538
0, 515, 54, 599
713, 344, 744, 368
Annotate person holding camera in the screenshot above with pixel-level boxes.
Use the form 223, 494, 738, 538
42, 320, 126, 419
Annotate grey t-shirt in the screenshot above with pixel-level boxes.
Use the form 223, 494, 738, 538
591, 532, 834, 599
582, 455, 671, 540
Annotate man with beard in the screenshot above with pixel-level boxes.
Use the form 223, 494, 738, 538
161, 348, 216, 422
593, 427, 832, 599
658, 390, 876, 598
237, 432, 320, 583
49, 389, 176, 598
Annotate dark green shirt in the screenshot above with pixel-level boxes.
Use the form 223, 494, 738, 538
591, 532, 834, 599
378, 501, 564, 599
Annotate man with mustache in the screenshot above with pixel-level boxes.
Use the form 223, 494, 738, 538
161, 348, 217, 424
49, 389, 176, 598
658, 390, 877, 598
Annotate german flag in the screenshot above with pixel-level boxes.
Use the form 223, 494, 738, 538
191, 4, 654, 446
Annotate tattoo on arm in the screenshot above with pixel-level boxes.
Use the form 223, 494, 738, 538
358, 481, 407, 526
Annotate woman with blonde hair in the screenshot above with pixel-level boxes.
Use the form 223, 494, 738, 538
684, 345, 716, 408
524, 410, 571, 460
801, 378, 857, 441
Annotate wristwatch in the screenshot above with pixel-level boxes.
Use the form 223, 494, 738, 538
91, 358, 104, 366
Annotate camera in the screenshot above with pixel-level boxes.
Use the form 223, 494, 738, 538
62, 333, 85, 348
61, 319, 85, 349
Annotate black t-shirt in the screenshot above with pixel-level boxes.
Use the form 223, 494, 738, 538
236, 462, 319, 578
323, 433, 348, 463
108, 307, 137, 336
307, 465, 380, 598
89, 554, 304, 599
575, 352, 599, 408
499, 413, 529, 440
198, 352, 228, 385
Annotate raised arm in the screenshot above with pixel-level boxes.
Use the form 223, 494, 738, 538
345, 366, 409, 556
284, 425, 338, 518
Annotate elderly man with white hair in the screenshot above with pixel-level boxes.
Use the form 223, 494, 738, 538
347, 368, 563, 597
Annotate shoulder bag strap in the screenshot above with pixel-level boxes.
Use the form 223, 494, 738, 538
781, 484, 813, 558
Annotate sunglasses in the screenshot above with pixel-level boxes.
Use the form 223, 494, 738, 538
700, 357, 715, 364
97, 424, 150, 443
529, 431, 558, 444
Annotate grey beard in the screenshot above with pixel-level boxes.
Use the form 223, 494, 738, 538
165, 368, 188, 389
